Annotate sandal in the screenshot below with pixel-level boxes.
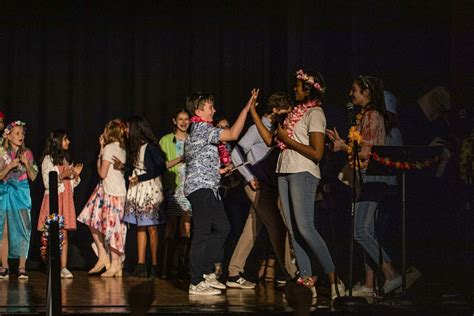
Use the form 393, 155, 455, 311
0, 267, 9, 279
18, 268, 28, 280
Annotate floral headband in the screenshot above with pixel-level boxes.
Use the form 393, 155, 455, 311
296, 69, 326, 93
3, 120, 26, 139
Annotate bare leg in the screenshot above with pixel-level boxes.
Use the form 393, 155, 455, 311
0, 220, 9, 269
61, 230, 68, 269
147, 226, 159, 265
90, 227, 108, 261
137, 227, 147, 264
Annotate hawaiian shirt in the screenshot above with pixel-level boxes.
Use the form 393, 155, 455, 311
183, 122, 223, 197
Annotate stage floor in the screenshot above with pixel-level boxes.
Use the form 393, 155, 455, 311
0, 271, 472, 315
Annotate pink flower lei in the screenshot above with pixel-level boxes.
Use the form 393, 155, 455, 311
190, 115, 232, 165
296, 69, 325, 93
277, 99, 321, 150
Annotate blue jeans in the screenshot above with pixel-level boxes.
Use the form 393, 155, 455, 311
278, 172, 335, 276
354, 200, 392, 265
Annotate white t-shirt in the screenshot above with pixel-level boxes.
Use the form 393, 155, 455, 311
101, 142, 127, 197
276, 107, 326, 179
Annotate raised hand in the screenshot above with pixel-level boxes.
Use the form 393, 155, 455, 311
245, 88, 260, 111
19, 151, 29, 165
99, 134, 105, 149
326, 127, 346, 152
8, 158, 20, 170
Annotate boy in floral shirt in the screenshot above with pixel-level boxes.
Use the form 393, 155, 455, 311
184, 89, 258, 295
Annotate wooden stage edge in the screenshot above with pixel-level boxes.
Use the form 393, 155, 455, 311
0, 271, 472, 315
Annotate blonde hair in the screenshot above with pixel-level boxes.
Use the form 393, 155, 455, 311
103, 119, 126, 149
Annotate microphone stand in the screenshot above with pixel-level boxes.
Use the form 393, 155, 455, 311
334, 135, 369, 309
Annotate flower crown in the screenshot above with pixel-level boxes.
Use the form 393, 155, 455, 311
3, 120, 26, 139
296, 69, 326, 93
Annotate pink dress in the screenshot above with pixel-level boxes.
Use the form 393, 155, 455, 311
38, 161, 78, 231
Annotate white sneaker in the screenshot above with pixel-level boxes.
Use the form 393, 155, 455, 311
226, 277, 256, 289
331, 280, 346, 300
189, 281, 222, 295
61, 268, 73, 279
346, 285, 373, 297
383, 275, 402, 294
395, 266, 422, 294
204, 273, 226, 290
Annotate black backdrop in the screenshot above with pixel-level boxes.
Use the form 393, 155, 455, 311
0, 1, 471, 263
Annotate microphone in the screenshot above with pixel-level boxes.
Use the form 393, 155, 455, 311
346, 102, 356, 126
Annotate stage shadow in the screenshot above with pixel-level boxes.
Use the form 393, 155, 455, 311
127, 279, 155, 316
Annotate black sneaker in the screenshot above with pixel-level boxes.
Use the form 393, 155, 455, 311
0, 267, 9, 280
131, 263, 147, 278
149, 265, 159, 278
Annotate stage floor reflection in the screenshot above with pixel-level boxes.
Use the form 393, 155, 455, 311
0, 271, 333, 314
0, 271, 471, 315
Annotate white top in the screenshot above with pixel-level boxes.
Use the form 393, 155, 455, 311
276, 107, 326, 179
41, 155, 81, 194
101, 142, 127, 197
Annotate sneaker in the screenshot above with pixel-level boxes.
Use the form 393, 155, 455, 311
383, 274, 402, 294
226, 276, 256, 289
204, 273, 226, 290
0, 267, 9, 280
346, 285, 373, 297
189, 281, 222, 295
149, 265, 159, 278
331, 280, 346, 300
61, 268, 73, 279
395, 266, 422, 294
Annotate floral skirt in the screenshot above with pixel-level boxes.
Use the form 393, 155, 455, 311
124, 174, 164, 226
77, 183, 127, 254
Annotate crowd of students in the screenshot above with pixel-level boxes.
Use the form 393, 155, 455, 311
0, 68, 467, 300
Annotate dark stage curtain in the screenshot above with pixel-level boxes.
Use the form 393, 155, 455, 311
0, 1, 462, 265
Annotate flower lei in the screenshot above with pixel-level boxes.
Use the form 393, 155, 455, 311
2, 120, 26, 139
296, 69, 325, 93
370, 152, 440, 170
40, 214, 65, 262
296, 276, 316, 287
190, 116, 232, 165
277, 100, 320, 150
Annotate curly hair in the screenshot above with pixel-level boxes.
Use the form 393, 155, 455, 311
104, 119, 127, 149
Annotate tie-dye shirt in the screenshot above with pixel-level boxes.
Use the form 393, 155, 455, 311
0, 147, 38, 182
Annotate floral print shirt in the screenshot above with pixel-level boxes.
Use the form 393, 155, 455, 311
184, 122, 223, 197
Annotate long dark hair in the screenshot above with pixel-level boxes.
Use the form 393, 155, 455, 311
127, 116, 161, 167
41, 129, 72, 166
354, 75, 390, 134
